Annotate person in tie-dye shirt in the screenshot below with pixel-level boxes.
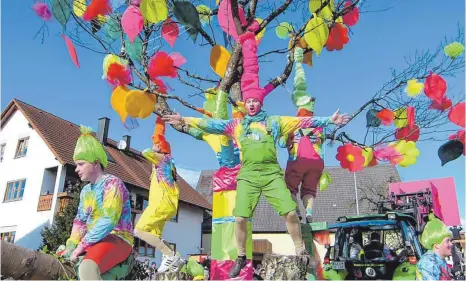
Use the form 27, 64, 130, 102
163, 29, 350, 278
416, 214, 453, 280
278, 47, 328, 223
134, 117, 186, 273
60, 126, 133, 280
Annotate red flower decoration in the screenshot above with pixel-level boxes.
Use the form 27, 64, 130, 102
106, 63, 131, 86
326, 23, 349, 51
395, 124, 420, 142
429, 97, 452, 111
148, 52, 177, 79
83, 0, 112, 21
342, 1, 359, 26
424, 72, 447, 103
336, 144, 365, 172
449, 130, 466, 155
152, 78, 168, 94
448, 102, 465, 128
374, 145, 403, 165
377, 109, 394, 125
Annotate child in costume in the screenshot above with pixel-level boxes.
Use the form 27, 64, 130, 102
278, 47, 326, 223
416, 213, 453, 280
134, 117, 186, 273
163, 29, 350, 278
60, 126, 134, 280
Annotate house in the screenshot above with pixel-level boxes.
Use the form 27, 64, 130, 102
0, 99, 211, 264
198, 165, 401, 260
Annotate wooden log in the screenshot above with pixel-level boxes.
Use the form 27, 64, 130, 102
0, 241, 76, 280
262, 253, 317, 280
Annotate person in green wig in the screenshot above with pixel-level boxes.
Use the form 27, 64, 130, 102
416, 213, 453, 280
59, 126, 134, 280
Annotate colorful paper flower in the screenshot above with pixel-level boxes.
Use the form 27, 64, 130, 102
444, 42, 465, 59
448, 102, 465, 128
336, 144, 365, 172
390, 140, 420, 167
374, 145, 403, 165
429, 97, 452, 111
33, 1, 52, 20
361, 147, 374, 167
377, 108, 394, 125
326, 23, 349, 51
124, 90, 157, 119
424, 72, 447, 103
404, 79, 424, 97
342, 1, 359, 26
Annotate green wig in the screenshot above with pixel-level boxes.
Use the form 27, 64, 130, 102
73, 125, 108, 168
419, 213, 451, 250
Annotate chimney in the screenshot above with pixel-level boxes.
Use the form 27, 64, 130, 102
97, 117, 110, 144
123, 135, 131, 151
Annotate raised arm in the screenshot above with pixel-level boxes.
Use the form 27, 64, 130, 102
278, 110, 350, 137
163, 113, 237, 137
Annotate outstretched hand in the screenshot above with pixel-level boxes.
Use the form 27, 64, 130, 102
162, 113, 183, 125
331, 109, 351, 126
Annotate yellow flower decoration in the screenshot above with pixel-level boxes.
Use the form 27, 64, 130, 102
404, 79, 424, 97
390, 140, 420, 167
124, 90, 157, 119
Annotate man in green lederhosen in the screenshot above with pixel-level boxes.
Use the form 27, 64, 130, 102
163, 31, 350, 278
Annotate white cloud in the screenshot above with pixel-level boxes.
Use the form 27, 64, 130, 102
176, 166, 201, 189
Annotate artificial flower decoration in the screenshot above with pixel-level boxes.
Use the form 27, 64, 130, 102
394, 107, 408, 128
304, 14, 329, 56
173, 1, 202, 43
325, 23, 349, 51
210, 45, 231, 78
335, 143, 365, 172
33, 1, 52, 20
438, 139, 464, 166
152, 78, 168, 94
309, 0, 334, 21
124, 90, 157, 119
122, 5, 144, 43
404, 79, 424, 97
74, 0, 86, 17
102, 54, 126, 78
106, 62, 132, 86
444, 42, 465, 59
52, 0, 72, 27
424, 72, 447, 103
342, 1, 359, 26
161, 18, 180, 48
374, 145, 403, 165
148, 52, 177, 79
377, 108, 394, 125
366, 109, 381, 127
361, 147, 374, 167
111, 85, 130, 122
429, 97, 452, 111
395, 124, 420, 142
390, 140, 420, 168
449, 130, 465, 155
82, 0, 112, 21
319, 172, 332, 191
196, 5, 211, 26
448, 101, 465, 128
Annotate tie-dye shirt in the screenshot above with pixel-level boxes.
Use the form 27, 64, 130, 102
66, 174, 134, 251
185, 115, 332, 161
278, 127, 326, 161
416, 251, 452, 280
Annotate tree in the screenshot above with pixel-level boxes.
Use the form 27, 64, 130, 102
39, 180, 85, 252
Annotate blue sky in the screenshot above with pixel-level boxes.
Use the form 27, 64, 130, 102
2, 1, 464, 223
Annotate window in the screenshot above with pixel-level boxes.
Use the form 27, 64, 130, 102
0, 144, 5, 162
4, 179, 26, 202
170, 208, 179, 222
15, 137, 29, 158
135, 238, 155, 257
0, 231, 16, 243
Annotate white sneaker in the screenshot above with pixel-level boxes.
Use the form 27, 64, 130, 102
158, 254, 186, 273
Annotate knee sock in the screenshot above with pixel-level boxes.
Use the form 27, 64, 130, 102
134, 228, 174, 256
79, 259, 102, 280
283, 211, 305, 254
235, 217, 248, 257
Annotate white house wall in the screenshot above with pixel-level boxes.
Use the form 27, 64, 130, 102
134, 201, 205, 264
0, 110, 64, 250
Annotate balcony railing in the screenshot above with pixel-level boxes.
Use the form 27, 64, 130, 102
37, 192, 75, 213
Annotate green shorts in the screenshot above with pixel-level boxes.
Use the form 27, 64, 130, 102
233, 170, 297, 218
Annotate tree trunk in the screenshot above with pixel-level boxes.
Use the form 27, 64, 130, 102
262, 254, 315, 280
1, 241, 76, 280
152, 271, 191, 280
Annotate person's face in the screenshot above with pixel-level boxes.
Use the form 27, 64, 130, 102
245, 98, 262, 116
435, 237, 453, 257
75, 160, 98, 182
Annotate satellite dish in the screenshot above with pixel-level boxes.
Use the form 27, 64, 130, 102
118, 140, 127, 150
